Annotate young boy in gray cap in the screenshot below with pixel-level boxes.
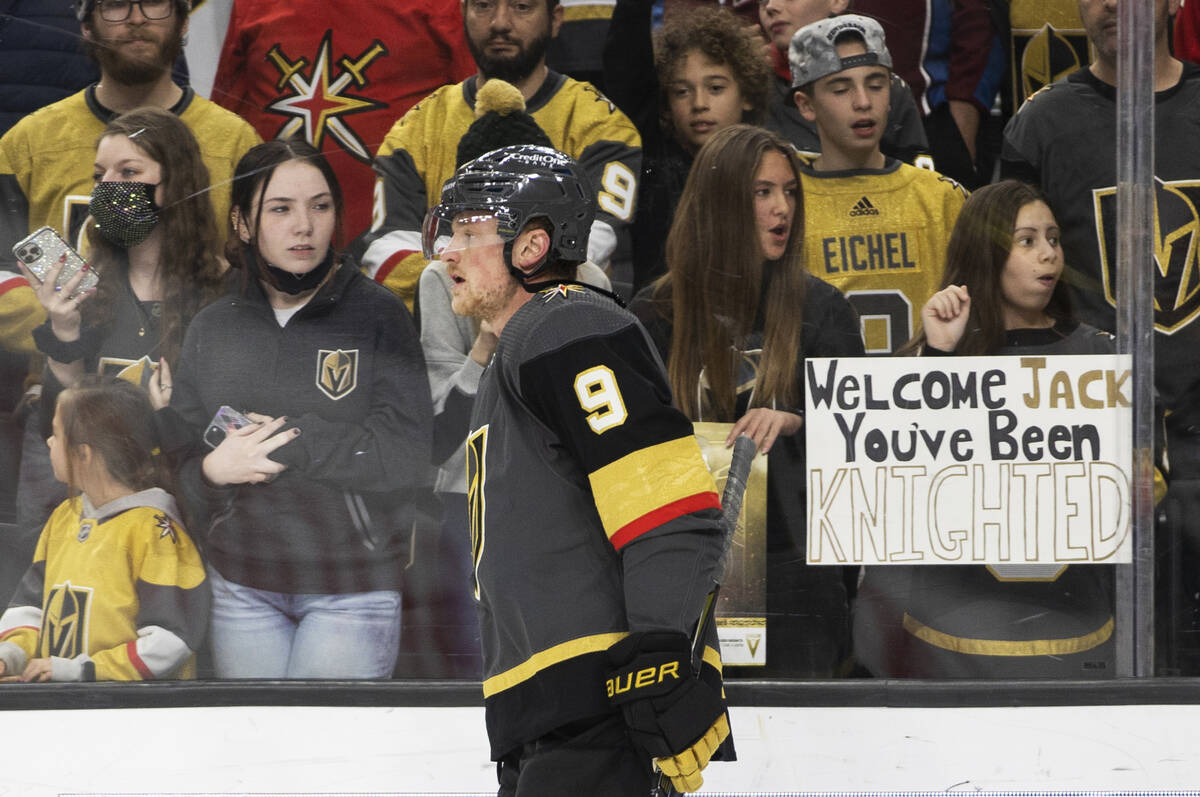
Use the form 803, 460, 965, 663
788, 14, 967, 355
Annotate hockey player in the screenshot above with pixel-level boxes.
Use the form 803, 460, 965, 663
361, 0, 641, 308
425, 144, 731, 794
790, 14, 967, 354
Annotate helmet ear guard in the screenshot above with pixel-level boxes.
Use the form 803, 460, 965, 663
424, 145, 596, 278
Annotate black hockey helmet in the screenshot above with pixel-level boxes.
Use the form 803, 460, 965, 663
76, 0, 191, 22
423, 145, 595, 274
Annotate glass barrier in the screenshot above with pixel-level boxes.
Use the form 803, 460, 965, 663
0, 0, 1189, 696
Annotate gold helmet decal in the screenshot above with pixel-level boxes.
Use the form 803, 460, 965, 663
1094, 178, 1200, 334
317, 348, 359, 400
42, 581, 92, 659
1011, 23, 1089, 109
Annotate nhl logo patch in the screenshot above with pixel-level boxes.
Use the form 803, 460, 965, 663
317, 348, 358, 400
77, 521, 93, 543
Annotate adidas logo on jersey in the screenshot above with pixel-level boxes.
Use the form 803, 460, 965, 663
850, 196, 880, 217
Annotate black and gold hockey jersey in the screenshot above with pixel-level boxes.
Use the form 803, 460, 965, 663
798, 158, 966, 354
468, 284, 724, 759
1002, 64, 1200, 441
0, 86, 260, 256
0, 488, 209, 681
362, 73, 642, 307
853, 321, 1118, 678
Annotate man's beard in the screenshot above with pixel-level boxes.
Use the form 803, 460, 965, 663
86, 21, 184, 86
467, 29, 551, 84
451, 276, 519, 323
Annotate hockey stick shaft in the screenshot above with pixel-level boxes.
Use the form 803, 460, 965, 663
654, 434, 757, 797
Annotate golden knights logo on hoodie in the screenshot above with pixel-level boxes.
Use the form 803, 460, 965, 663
1094, 178, 1200, 334
41, 581, 92, 659
317, 348, 358, 400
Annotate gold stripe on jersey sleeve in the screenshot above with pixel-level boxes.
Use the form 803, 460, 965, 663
483, 632, 628, 698
588, 436, 719, 547
902, 613, 1114, 657
563, 4, 615, 21
701, 645, 723, 673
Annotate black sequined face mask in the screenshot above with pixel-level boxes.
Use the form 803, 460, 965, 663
90, 181, 161, 248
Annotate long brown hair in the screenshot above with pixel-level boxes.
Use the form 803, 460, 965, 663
901, 180, 1072, 356
85, 107, 224, 365
654, 124, 806, 420
57, 376, 170, 495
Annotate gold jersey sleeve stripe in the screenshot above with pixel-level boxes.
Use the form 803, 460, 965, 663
902, 612, 1114, 657
483, 631, 629, 698
588, 436, 720, 549
562, 5, 615, 21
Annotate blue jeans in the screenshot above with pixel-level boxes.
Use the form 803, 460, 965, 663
207, 566, 402, 679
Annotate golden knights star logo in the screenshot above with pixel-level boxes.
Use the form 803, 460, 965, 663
1094, 178, 1200, 334
266, 30, 388, 163
41, 581, 92, 659
317, 348, 359, 400
540, 283, 587, 303
155, 513, 178, 545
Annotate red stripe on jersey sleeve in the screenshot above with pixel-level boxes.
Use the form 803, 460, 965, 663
609, 491, 721, 551
0, 276, 30, 296
373, 250, 416, 285
127, 640, 154, 680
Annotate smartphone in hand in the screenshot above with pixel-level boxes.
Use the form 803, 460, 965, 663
12, 226, 98, 298
203, 405, 254, 449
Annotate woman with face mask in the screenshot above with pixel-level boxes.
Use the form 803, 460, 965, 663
22, 105, 224, 408
170, 139, 432, 679
14, 106, 224, 575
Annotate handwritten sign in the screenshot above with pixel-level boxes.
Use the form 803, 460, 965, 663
804, 355, 1133, 566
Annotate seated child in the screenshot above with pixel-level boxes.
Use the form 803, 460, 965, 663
0, 377, 208, 681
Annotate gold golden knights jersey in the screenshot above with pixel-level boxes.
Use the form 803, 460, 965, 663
798, 159, 966, 354
1006, 0, 1088, 114
467, 284, 725, 759
0, 489, 209, 681
0, 86, 260, 256
362, 73, 642, 308
0, 266, 40, 355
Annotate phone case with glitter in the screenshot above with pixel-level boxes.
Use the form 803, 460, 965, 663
12, 226, 99, 298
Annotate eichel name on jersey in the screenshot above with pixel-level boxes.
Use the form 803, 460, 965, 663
362, 73, 642, 309
797, 157, 967, 355
468, 284, 726, 759
0, 489, 208, 681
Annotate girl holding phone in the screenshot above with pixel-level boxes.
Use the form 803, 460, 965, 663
171, 139, 432, 679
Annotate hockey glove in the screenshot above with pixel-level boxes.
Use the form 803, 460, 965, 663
606, 630, 730, 793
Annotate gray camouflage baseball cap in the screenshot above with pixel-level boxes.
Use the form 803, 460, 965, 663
789, 14, 893, 89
